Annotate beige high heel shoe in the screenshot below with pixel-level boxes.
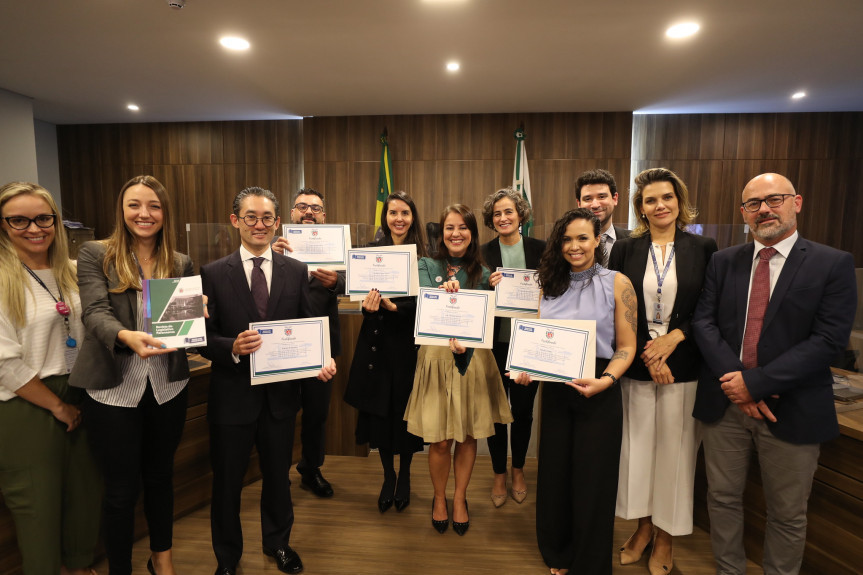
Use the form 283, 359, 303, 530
619, 528, 653, 565
647, 534, 673, 575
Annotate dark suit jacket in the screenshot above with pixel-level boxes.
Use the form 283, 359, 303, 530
308, 271, 345, 357
200, 250, 312, 425
613, 224, 631, 240
608, 229, 717, 382
482, 236, 547, 339
70, 241, 192, 390
692, 236, 857, 444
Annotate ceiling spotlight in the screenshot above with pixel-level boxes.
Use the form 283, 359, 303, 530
666, 22, 700, 39
220, 36, 250, 51
167, 0, 186, 8
791, 91, 806, 99
127, 104, 140, 111
446, 61, 460, 72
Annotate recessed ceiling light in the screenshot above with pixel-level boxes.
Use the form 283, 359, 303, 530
446, 61, 460, 72
791, 91, 806, 100
666, 22, 700, 39
220, 36, 250, 51
127, 104, 140, 111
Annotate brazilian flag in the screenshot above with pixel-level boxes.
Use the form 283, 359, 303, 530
375, 131, 394, 240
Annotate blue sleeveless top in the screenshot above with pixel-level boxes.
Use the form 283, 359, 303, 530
540, 264, 618, 360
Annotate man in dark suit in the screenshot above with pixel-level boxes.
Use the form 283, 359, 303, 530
273, 188, 345, 498
692, 173, 856, 575
575, 168, 631, 266
201, 186, 336, 575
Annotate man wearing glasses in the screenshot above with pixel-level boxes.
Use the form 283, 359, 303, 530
201, 186, 336, 575
692, 173, 856, 575
273, 188, 345, 499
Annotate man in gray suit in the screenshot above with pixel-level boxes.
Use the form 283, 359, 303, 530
575, 168, 631, 265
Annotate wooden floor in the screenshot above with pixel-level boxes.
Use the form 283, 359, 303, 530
102, 454, 763, 575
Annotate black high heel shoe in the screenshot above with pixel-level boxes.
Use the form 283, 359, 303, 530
394, 475, 410, 511
452, 500, 470, 536
147, 558, 157, 575
431, 497, 449, 533
378, 475, 396, 513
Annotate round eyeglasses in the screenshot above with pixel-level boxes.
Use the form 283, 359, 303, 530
239, 215, 277, 227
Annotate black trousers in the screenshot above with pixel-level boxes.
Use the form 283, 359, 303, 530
536, 360, 622, 575
209, 398, 297, 568
84, 384, 188, 575
486, 341, 539, 474
296, 378, 332, 475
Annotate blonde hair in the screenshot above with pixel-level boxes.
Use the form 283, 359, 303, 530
630, 167, 698, 237
103, 175, 178, 292
0, 182, 78, 328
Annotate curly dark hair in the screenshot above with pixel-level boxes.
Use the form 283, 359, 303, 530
379, 191, 428, 258
536, 208, 605, 298
435, 204, 485, 289
481, 187, 531, 231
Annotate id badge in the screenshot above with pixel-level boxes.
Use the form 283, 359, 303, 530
64, 345, 79, 373
652, 302, 665, 324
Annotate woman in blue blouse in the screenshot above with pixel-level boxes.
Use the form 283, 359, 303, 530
514, 208, 636, 574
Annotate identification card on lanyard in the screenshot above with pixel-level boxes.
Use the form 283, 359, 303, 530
649, 244, 675, 325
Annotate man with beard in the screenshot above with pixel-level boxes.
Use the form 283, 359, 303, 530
274, 188, 344, 498
692, 173, 856, 575
575, 168, 630, 265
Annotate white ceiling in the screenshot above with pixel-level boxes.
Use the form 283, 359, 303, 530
2, 0, 862, 125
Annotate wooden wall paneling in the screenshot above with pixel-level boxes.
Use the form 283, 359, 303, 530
601, 112, 634, 159
796, 159, 848, 250
469, 113, 511, 160
519, 113, 567, 161
435, 115, 473, 160
727, 113, 778, 160
345, 115, 392, 162
406, 159, 437, 222
529, 159, 576, 229
836, 112, 863, 160
403, 115, 437, 161
698, 114, 726, 159
566, 112, 607, 160
344, 161, 379, 229
324, 313, 368, 458
838, 158, 863, 267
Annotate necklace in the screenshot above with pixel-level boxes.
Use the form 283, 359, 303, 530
21, 262, 76, 348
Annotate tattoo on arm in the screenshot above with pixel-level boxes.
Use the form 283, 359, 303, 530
621, 279, 637, 334
611, 350, 629, 362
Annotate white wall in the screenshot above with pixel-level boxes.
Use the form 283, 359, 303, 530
0, 88, 38, 185
34, 119, 62, 211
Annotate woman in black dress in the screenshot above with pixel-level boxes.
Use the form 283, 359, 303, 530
345, 191, 427, 513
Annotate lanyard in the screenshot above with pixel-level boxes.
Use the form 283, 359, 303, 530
21, 262, 76, 347
649, 244, 675, 303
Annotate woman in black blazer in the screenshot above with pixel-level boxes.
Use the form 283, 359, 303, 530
480, 188, 546, 507
70, 175, 193, 575
608, 168, 717, 575
344, 191, 427, 514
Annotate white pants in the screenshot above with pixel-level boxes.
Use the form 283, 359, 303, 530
615, 376, 700, 536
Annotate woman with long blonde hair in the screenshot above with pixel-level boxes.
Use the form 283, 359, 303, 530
0, 182, 101, 575
70, 175, 194, 575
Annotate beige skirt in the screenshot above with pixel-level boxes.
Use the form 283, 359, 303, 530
404, 345, 513, 443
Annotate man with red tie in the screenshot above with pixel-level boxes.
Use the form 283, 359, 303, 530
692, 173, 857, 575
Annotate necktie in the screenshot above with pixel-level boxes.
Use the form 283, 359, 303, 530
741, 247, 777, 369
251, 257, 268, 320
602, 234, 611, 266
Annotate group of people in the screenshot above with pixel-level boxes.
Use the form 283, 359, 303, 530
0, 165, 855, 575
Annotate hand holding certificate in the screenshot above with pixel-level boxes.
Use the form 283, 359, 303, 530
414, 287, 495, 348
281, 224, 351, 269
346, 244, 419, 301
494, 267, 541, 317
249, 317, 332, 384
505, 319, 596, 383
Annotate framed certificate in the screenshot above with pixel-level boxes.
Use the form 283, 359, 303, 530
494, 267, 540, 317
505, 318, 596, 382
346, 244, 419, 301
143, 275, 207, 348
249, 316, 331, 385
414, 287, 495, 349
281, 224, 352, 270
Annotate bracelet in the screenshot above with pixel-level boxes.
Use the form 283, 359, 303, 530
601, 372, 619, 386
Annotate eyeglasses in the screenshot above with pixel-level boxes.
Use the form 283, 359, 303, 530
293, 203, 324, 214
741, 194, 795, 213
238, 215, 277, 227
3, 214, 57, 230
